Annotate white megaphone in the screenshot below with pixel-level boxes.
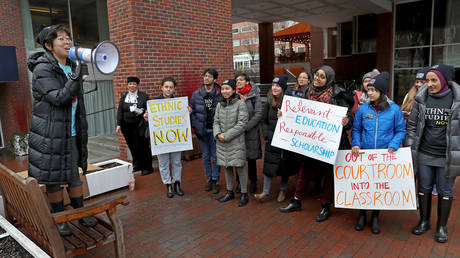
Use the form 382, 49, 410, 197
68, 40, 120, 76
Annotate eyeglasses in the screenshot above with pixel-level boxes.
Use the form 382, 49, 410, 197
314, 73, 326, 80
57, 36, 72, 42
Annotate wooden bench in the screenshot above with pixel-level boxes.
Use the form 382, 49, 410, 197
0, 163, 129, 257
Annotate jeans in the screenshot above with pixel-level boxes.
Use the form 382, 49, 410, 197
262, 175, 289, 195
198, 128, 220, 181
157, 151, 182, 184
418, 163, 455, 197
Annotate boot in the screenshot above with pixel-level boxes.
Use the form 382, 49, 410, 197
216, 190, 234, 203
174, 181, 184, 196
354, 210, 367, 231
254, 192, 269, 202
412, 192, 431, 235
249, 181, 257, 193
70, 196, 98, 227
212, 181, 220, 194
315, 203, 330, 222
205, 180, 212, 191
435, 196, 453, 243
166, 184, 174, 198
277, 190, 286, 202
371, 210, 380, 234
238, 193, 249, 207
50, 201, 72, 236
280, 197, 301, 213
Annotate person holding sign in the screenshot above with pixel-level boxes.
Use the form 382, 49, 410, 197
153, 77, 184, 198
254, 74, 301, 203
116, 76, 153, 176
351, 72, 406, 234
234, 72, 263, 194
213, 79, 249, 206
188, 68, 222, 194
279, 65, 353, 223
405, 64, 460, 243
291, 71, 312, 98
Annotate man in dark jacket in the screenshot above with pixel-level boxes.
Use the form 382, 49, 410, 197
188, 68, 222, 194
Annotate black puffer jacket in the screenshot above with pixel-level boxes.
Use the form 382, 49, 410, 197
262, 96, 302, 178
27, 51, 88, 185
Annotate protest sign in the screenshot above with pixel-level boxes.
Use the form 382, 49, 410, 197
146, 97, 193, 155
271, 95, 347, 164
334, 147, 416, 210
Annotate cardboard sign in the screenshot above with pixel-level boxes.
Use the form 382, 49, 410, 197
147, 97, 193, 155
271, 95, 347, 164
334, 147, 416, 210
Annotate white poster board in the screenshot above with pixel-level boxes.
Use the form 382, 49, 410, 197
271, 95, 347, 164
146, 97, 193, 155
334, 147, 416, 210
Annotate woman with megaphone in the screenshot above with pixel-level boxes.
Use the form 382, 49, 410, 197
27, 25, 97, 236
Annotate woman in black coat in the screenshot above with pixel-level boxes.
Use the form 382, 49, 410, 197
116, 76, 153, 176
254, 74, 301, 203
27, 25, 97, 236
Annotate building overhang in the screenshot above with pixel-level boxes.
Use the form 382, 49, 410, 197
232, 0, 392, 28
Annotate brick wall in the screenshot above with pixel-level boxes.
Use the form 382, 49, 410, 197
0, 0, 32, 153
107, 0, 234, 159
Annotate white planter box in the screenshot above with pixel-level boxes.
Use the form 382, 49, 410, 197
0, 215, 50, 258
87, 159, 133, 197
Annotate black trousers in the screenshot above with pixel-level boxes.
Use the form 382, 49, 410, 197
121, 122, 153, 172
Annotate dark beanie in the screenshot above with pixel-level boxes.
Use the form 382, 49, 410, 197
36, 26, 52, 47
428, 64, 454, 82
415, 67, 429, 80
273, 74, 288, 92
127, 76, 140, 84
362, 71, 379, 82
222, 79, 236, 90
368, 72, 390, 94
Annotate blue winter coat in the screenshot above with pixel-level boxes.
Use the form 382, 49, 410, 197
352, 99, 406, 150
189, 83, 221, 138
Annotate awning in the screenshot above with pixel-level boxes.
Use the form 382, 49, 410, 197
273, 23, 311, 45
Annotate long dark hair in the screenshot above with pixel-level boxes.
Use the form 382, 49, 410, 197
370, 91, 389, 111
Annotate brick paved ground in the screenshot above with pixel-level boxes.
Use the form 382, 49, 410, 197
1, 153, 460, 257
82, 158, 460, 257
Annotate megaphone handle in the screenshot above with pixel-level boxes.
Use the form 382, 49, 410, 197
69, 59, 82, 81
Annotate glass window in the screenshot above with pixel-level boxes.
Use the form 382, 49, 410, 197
432, 45, 460, 67
233, 40, 240, 47
252, 38, 259, 44
339, 21, 352, 56
241, 39, 250, 45
275, 48, 280, 55
29, 0, 69, 49
395, 0, 431, 48
356, 14, 376, 53
297, 46, 305, 53
241, 26, 250, 33
394, 47, 430, 69
433, 0, 460, 45
393, 69, 419, 105
70, 0, 108, 48
232, 28, 239, 34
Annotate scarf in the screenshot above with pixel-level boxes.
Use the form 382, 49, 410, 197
237, 84, 252, 97
125, 90, 138, 104
308, 85, 333, 104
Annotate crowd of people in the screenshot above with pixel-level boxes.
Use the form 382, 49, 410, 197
28, 25, 460, 244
